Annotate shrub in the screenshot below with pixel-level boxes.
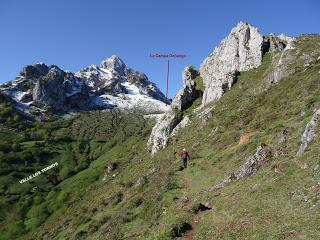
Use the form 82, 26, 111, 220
24, 217, 43, 231
57, 191, 69, 203
26, 204, 48, 219
25, 204, 49, 230
7, 220, 26, 237
17, 196, 32, 214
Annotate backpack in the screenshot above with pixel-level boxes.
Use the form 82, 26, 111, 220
180, 151, 188, 159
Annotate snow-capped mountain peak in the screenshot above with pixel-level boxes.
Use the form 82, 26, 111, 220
0, 55, 169, 116
99, 55, 126, 75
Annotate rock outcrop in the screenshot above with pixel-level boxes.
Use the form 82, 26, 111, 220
170, 116, 191, 138
199, 144, 272, 194
264, 34, 320, 86
231, 144, 272, 179
32, 66, 92, 112
171, 66, 199, 111
200, 22, 264, 105
264, 34, 297, 84
147, 109, 183, 154
147, 67, 199, 154
279, 128, 288, 144
20, 63, 50, 80
199, 22, 299, 107
297, 109, 320, 156
274, 128, 289, 158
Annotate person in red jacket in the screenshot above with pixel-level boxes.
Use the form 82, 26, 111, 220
179, 148, 190, 169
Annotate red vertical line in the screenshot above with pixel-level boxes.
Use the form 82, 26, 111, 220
166, 59, 170, 105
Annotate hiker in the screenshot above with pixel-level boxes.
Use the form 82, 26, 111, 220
179, 148, 190, 169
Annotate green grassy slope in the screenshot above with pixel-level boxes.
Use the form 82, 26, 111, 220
0, 110, 152, 239
0, 35, 320, 240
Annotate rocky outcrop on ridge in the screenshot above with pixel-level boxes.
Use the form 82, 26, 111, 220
147, 66, 199, 154
200, 22, 298, 106
297, 108, 320, 156
171, 66, 199, 111
264, 34, 297, 84
147, 108, 183, 154
200, 22, 264, 105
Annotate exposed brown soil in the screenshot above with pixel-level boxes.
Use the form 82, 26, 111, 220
179, 213, 202, 240
239, 131, 257, 145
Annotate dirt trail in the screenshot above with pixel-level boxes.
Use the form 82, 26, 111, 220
179, 174, 207, 240
183, 176, 190, 194
179, 212, 202, 240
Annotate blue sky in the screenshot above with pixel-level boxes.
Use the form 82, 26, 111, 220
0, 0, 319, 97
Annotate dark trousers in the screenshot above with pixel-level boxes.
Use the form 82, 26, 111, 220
181, 158, 187, 168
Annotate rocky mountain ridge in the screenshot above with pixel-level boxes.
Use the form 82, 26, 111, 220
0, 55, 169, 117
147, 21, 320, 155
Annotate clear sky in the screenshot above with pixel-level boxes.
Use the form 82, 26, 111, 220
0, 0, 319, 97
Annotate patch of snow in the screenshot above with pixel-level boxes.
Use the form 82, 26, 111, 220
91, 78, 169, 112
99, 67, 112, 76
64, 77, 83, 97
88, 81, 94, 88
121, 81, 141, 95
15, 91, 29, 101
7, 89, 30, 101
95, 91, 169, 113
75, 65, 114, 89
1, 80, 19, 87
13, 101, 34, 114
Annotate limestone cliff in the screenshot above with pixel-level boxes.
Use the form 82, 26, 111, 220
147, 66, 199, 154
199, 22, 299, 106
200, 22, 264, 105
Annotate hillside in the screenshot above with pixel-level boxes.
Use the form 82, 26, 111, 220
0, 24, 320, 239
